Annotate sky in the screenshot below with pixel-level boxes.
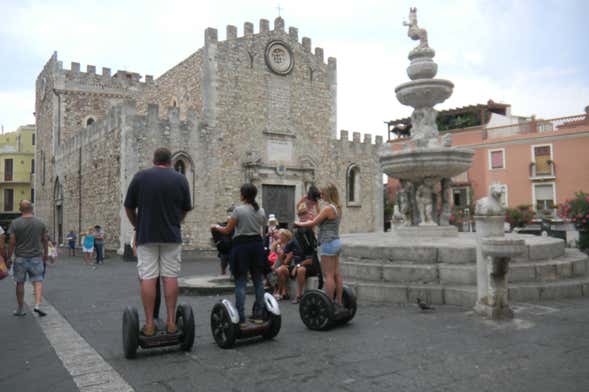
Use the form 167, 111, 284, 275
0, 0, 588, 138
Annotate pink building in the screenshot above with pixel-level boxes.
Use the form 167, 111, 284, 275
387, 102, 589, 215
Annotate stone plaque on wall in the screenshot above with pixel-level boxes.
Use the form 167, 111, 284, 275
267, 139, 293, 163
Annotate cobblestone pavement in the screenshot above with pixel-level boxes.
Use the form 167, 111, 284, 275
1, 253, 589, 391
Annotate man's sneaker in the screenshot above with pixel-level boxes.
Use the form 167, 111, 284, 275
33, 306, 47, 317
13, 309, 26, 317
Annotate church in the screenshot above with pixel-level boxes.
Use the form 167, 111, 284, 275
34, 17, 383, 251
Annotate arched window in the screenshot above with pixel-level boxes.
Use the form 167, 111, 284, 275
171, 97, 178, 108
85, 116, 96, 127
174, 160, 186, 175
172, 151, 194, 202
347, 164, 360, 205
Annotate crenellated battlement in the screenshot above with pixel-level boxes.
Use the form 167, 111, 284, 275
337, 129, 383, 146
55, 100, 199, 160
53, 53, 154, 89
204, 17, 333, 66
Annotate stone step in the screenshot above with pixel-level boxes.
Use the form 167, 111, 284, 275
346, 280, 476, 307
508, 277, 589, 302
341, 234, 566, 265
343, 251, 588, 285
347, 276, 589, 307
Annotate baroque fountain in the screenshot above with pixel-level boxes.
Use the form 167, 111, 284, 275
337, 8, 589, 311
379, 7, 473, 234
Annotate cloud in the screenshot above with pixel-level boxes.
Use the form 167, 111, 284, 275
0, 90, 35, 132
0, 0, 587, 133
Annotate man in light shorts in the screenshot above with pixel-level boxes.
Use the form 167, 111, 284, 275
124, 148, 192, 336
8, 200, 48, 317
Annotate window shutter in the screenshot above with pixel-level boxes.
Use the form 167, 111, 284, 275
491, 151, 503, 168
535, 184, 553, 200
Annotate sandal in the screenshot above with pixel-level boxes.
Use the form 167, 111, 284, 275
167, 323, 177, 334
282, 293, 290, 300
141, 324, 156, 337
291, 296, 302, 304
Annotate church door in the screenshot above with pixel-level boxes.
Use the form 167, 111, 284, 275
262, 185, 295, 228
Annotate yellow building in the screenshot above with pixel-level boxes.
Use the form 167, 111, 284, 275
0, 124, 35, 230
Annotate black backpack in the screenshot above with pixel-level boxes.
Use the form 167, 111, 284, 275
211, 222, 233, 255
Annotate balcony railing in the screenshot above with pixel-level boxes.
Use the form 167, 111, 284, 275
485, 113, 589, 140
529, 161, 556, 179
0, 171, 34, 184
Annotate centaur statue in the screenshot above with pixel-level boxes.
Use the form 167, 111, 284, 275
403, 7, 429, 49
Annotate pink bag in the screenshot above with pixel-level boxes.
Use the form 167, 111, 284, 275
268, 251, 278, 266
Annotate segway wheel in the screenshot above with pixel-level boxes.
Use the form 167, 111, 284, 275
210, 303, 238, 349
176, 304, 195, 351
122, 306, 139, 359
262, 313, 281, 340
340, 286, 357, 324
299, 290, 334, 331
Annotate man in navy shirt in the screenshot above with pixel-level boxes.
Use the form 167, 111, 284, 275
124, 148, 192, 336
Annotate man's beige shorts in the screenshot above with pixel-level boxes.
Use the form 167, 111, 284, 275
136, 243, 182, 280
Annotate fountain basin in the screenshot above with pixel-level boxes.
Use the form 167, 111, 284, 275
480, 237, 526, 258
380, 146, 474, 181
395, 79, 454, 108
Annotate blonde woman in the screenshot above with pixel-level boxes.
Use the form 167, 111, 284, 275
294, 183, 343, 308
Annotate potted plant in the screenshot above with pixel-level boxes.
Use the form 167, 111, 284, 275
505, 205, 534, 232
558, 192, 589, 250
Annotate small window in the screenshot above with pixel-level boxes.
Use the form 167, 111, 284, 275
534, 183, 555, 212
4, 159, 13, 181
533, 145, 552, 175
86, 117, 95, 126
347, 165, 360, 204
32, 133, 35, 145
31, 158, 35, 174
31, 188, 35, 202
174, 160, 186, 175
488, 149, 505, 170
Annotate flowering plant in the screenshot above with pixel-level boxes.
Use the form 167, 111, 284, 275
505, 205, 535, 230
558, 192, 589, 230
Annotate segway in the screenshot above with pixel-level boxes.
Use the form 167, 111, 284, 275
123, 278, 195, 358
299, 285, 357, 330
210, 292, 281, 348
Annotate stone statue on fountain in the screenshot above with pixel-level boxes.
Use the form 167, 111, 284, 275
379, 8, 474, 235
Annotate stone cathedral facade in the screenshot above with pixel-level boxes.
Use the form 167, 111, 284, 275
34, 17, 383, 251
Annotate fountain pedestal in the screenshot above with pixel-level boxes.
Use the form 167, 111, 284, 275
473, 190, 526, 320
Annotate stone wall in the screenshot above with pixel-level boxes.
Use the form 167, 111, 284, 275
144, 51, 204, 120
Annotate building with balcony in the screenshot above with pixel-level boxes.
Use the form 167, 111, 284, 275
0, 125, 36, 230
386, 102, 589, 216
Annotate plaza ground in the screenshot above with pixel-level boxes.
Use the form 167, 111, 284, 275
1, 253, 589, 391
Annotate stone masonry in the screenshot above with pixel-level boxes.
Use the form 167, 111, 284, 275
35, 17, 383, 251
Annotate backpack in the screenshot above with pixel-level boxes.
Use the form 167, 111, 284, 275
211, 222, 233, 255
294, 227, 317, 256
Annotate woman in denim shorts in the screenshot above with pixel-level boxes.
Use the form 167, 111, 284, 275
294, 183, 344, 308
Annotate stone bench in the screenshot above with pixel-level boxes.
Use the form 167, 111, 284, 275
287, 275, 320, 297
